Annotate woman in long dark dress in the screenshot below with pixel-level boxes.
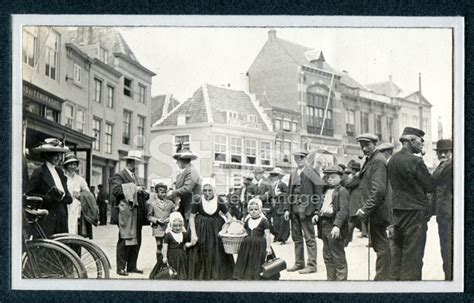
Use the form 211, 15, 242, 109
188, 179, 234, 280
233, 198, 272, 280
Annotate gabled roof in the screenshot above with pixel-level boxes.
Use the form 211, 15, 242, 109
68, 27, 153, 75
248, 33, 366, 111
399, 91, 433, 106
366, 80, 432, 106
150, 95, 181, 126
153, 84, 270, 131
365, 80, 403, 97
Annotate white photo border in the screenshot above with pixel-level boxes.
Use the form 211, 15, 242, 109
11, 14, 464, 292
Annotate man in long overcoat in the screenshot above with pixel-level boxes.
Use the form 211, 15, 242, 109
388, 127, 434, 280
431, 139, 453, 280
284, 151, 324, 274
355, 133, 391, 280
111, 151, 149, 276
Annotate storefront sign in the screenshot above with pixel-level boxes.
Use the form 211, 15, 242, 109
23, 81, 63, 111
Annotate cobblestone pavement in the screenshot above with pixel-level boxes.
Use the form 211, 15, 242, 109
91, 217, 444, 280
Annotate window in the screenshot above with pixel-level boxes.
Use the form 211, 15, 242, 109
387, 117, 394, 143
282, 120, 290, 131
99, 47, 108, 63
260, 141, 271, 166
124, 77, 132, 97
345, 109, 356, 136
76, 108, 85, 133
275, 119, 281, 130
245, 139, 257, 164
44, 31, 59, 80
94, 78, 102, 103
23, 29, 36, 67
230, 137, 243, 163
93, 118, 101, 151
291, 122, 297, 132
107, 85, 114, 108
73, 64, 82, 84
375, 114, 382, 141
137, 115, 145, 148
64, 104, 74, 128
214, 135, 227, 162
423, 118, 429, 131
275, 141, 282, 162
360, 112, 369, 133
227, 111, 238, 121
138, 84, 146, 103
105, 123, 113, 154
177, 115, 190, 125
402, 113, 409, 124
248, 115, 257, 123
306, 92, 333, 136
282, 142, 291, 163
175, 135, 190, 150
413, 115, 419, 127
123, 110, 132, 145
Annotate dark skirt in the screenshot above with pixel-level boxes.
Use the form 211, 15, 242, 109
189, 214, 234, 280
273, 214, 290, 242
233, 235, 267, 280
168, 247, 188, 280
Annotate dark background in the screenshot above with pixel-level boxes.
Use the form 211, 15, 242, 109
1, 1, 472, 302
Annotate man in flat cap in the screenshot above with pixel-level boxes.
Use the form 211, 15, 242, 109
284, 151, 324, 274
431, 139, 453, 280
253, 166, 273, 216
229, 173, 256, 220
387, 127, 434, 280
355, 133, 391, 280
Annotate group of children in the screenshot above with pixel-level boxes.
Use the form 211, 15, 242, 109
147, 183, 273, 280
147, 163, 351, 281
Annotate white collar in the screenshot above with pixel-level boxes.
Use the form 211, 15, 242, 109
247, 216, 263, 230
170, 230, 183, 244
46, 161, 56, 171
125, 168, 135, 178
202, 196, 218, 215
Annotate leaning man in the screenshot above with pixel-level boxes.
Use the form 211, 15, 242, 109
388, 127, 434, 280
355, 133, 391, 280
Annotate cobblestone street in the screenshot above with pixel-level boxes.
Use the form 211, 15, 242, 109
91, 216, 444, 281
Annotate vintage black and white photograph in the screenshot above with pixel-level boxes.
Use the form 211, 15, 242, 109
11, 15, 464, 292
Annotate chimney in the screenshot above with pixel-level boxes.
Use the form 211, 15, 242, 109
240, 72, 250, 93
388, 75, 393, 83
342, 70, 349, 74
268, 29, 276, 40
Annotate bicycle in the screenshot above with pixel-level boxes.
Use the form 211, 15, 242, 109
23, 196, 111, 279
22, 196, 87, 279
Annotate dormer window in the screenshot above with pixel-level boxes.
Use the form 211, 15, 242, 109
247, 115, 257, 123
227, 111, 238, 121
177, 115, 190, 126
99, 47, 108, 63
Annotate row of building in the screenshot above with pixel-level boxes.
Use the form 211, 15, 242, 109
22, 27, 435, 195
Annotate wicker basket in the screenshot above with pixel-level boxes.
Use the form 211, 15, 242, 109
219, 220, 247, 254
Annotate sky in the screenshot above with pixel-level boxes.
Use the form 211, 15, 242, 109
119, 27, 453, 140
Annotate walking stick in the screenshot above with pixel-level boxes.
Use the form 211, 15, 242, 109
367, 217, 371, 281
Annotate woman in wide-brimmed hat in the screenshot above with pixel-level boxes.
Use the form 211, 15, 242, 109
25, 138, 73, 237
63, 153, 94, 237
166, 143, 201, 226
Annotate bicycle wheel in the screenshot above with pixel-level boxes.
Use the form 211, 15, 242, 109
22, 239, 88, 279
53, 236, 110, 279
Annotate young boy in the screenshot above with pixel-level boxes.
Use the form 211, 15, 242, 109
147, 183, 175, 263
313, 165, 350, 281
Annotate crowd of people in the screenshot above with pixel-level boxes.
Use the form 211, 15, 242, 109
23, 125, 453, 281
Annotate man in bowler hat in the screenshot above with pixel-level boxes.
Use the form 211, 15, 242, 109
431, 139, 453, 280
387, 127, 434, 280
